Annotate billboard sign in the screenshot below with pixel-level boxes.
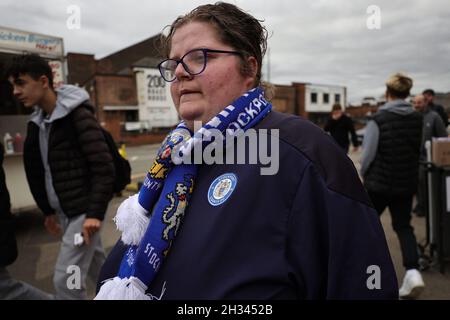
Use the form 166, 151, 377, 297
49, 60, 64, 89
135, 68, 178, 128
0, 26, 64, 58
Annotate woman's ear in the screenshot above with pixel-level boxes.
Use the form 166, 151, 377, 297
245, 56, 258, 88
247, 56, 258, 79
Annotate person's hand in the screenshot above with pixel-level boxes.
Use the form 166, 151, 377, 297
44, 215, 62, 237
82, 218, 102, 245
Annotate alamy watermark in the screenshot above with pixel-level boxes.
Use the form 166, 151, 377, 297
66, 265, 81, 290
366, 5, 381, 30
170, 121, 280, 176
366, 265, 381, 290
66, 5, 81, 30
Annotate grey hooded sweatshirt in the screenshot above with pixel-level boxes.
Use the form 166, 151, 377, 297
360, 100, 417, 176
29, 85, 90, 214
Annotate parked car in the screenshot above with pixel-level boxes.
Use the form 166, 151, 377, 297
362, 97, 377, 106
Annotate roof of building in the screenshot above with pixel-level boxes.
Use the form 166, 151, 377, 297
98, 34, 162, 75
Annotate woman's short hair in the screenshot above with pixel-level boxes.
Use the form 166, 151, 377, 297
160, 2, 268, 87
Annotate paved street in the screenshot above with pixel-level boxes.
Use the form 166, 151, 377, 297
6, 145, 450, 299
127, 144, 161, 180
349, 149, 450, 300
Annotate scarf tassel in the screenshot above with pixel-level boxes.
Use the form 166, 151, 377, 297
113, 194, 150, 246
94, 277, 151, 300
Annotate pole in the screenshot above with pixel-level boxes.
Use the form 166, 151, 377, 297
267, 47, 271, 83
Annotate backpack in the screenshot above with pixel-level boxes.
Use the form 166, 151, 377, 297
101, 127, 131, 193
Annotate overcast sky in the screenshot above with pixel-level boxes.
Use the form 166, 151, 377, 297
1, 0, 449, 103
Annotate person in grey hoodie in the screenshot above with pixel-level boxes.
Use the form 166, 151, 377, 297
412, 94, 447, 217
360, 73, 425, 299
6, 54, 115, 299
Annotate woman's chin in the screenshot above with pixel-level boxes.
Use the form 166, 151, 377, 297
178, 105, 204, 123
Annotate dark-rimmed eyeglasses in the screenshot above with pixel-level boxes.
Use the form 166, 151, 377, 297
158, 48, 241, 82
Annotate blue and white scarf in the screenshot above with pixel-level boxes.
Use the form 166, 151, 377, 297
95, 87, 272, 300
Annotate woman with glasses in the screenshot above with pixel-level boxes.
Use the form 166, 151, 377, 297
96, 2, 398, 300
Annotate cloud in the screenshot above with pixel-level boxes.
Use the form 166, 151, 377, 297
1, 0, 449, 103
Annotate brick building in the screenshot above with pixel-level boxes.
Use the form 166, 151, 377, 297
67, 35, 168, 145
270, 82, 347, 127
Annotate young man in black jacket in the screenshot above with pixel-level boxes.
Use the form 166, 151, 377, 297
0, 142, 52, 299
6, 54, 115, 299
324, 103, 359, 154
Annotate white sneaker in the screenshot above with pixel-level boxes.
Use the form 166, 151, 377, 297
399, 269, 425, 299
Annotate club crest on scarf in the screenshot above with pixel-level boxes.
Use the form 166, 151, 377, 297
162, 174, 194, 256
149, 128, 192, 181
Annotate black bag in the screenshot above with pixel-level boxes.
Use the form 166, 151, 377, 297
101, 128, 131, 193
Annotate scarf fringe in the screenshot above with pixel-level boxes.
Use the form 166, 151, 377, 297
113, 194, 150, 245
94, 276, 151, 300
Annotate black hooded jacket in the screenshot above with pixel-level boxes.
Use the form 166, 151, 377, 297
23, 97, 115, 220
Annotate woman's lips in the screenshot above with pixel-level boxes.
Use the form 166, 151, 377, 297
180, 91, 200, 101
180, 90, 200, 96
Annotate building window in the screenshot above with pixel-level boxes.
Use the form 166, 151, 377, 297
335, 94, 341, 104
323, 93, 329, 104
311, 92, 317, 104
125, 110, 139, 122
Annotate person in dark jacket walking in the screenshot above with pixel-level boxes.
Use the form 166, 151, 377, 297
324, 103, 359, 153
95, 2, 398, 300
6, 54, 115, 299
0, 142, 52, 299
423, 89, 448, 128
361, 73, 425, 299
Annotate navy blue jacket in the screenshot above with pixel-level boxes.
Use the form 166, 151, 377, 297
98, 111, 398, 299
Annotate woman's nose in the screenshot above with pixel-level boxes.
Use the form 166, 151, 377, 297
174, 62, 191, 81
